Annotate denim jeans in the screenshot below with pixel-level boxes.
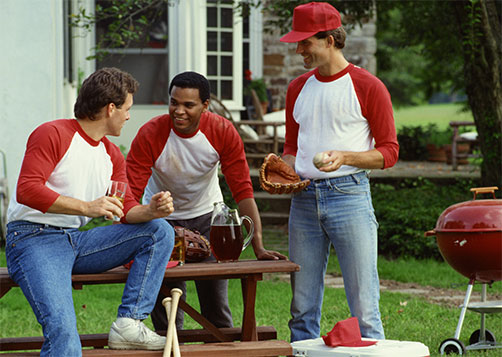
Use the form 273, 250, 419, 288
288, 171, 385, 342
6, 219, 174, 356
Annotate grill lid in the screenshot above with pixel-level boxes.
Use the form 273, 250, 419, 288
435, 187, 502, 233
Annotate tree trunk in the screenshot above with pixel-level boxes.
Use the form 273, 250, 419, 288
453, 0, 502, 190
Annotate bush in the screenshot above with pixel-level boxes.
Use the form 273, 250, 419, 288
372, 179, 475, 260
397, 124, 453, 161
397, 125, 429, 161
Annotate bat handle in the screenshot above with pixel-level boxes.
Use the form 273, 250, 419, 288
169, 288, 183, 357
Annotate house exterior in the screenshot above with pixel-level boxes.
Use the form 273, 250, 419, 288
0, 0, 376, 197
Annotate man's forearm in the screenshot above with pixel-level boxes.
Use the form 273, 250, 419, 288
125, 204, 157, 223
47, 195, 88, 216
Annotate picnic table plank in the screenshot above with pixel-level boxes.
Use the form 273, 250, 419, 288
1, 340, 292, 356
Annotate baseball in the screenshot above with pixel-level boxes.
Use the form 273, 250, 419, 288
313, 152, 330, 169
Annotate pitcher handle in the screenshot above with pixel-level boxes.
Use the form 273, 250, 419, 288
240, 215, 254, 251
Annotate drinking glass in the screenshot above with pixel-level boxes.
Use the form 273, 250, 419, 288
106, 180, 127, 221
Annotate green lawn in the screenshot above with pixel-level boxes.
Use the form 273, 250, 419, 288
394, 103, 474, 130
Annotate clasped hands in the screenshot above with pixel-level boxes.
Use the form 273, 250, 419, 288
87, 191, 174, 221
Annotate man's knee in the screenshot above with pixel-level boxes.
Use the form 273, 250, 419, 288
145, 219, 175, 246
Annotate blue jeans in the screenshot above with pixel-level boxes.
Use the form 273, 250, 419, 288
288, 171, 384, 342
6, 219, 174, 356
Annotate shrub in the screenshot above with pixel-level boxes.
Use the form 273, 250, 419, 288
372, 179, 475, 260
397, 124, 453, 161
397, 125, 428, 161
423, 123, 452, 147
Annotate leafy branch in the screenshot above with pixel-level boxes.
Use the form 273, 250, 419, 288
70, 0, 178, 60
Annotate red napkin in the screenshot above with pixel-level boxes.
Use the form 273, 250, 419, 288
123, 260, 180, 270
322, 317, 377, 348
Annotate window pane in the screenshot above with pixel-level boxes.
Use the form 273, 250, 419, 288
209, 80, 218, 96
220, 8, 233, 28
207, 56, 217, 76
207, 31, 218, 51
94, 2, 170, 105
243, 12, 249, 39
243, 43, 249, 74
221, 56, 233, 76
207, 7, 217, 27
220, 32, 233, 52
98, 54, 169, 104
95, 0, 167, 49
221, 80, 233, 100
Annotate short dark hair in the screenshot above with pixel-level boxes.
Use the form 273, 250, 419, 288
315, 27, 346, 49
74, 67, 138, 120
169, 71, 211, 103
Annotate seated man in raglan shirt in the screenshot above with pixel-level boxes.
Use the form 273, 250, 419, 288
6, 67, 176, 355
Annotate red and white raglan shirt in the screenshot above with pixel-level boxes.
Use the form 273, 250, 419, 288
284, 63, 399, 179
7, 119, 137, 228
126, 111, 254, 220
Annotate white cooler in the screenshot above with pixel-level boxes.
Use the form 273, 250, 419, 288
291, 337, 430, 357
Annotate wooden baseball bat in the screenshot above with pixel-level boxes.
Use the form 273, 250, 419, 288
162, 297, 172, 357
169, 288, 183, 357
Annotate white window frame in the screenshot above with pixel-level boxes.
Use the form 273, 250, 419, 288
246, 3, 263, 79
206, 0, 243, 115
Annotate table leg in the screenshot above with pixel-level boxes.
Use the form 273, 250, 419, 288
0, 286, 11, 299
241, 274, 262, 341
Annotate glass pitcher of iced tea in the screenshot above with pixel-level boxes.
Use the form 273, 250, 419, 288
209, 202, 254, 262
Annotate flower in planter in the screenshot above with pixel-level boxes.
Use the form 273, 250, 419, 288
244, 70, 268, 104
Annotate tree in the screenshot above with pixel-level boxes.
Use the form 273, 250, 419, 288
259, 0, 501, 189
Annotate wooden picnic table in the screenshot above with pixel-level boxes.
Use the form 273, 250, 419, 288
0, 259, 299, 353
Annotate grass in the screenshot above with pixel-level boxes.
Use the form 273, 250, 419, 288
393, 103, 474, 131
1, 236, 501, 356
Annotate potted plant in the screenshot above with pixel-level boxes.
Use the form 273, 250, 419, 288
424, 124, 452, 162
244, 70, 269, 115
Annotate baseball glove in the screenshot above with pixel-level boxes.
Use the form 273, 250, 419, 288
124, 226, 211, 269
174, 226, 211, 263
259, 153, 310, 194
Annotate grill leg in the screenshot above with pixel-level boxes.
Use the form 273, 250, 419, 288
479, 283, 487, 342
454, 280, 474, 339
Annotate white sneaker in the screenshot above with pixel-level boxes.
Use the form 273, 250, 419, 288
108, 317, 166, 350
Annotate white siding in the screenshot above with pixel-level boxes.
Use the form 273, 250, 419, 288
0, 0, 69, 194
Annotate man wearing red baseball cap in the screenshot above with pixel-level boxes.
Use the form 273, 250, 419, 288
279, 2, 399, 342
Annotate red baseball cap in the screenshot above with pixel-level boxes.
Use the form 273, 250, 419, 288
280, 2, 342, 43
322, 317, 378, 348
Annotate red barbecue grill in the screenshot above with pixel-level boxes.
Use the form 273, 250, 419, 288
425, 186, 502, 355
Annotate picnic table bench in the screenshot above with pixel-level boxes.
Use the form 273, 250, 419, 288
0, 259, 299, 356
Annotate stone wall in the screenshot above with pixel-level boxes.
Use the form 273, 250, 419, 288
262, 19, 377, 111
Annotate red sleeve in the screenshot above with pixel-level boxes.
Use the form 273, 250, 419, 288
283, 72, 313, 157
203, 113, 254, 203
351, 69, 399, 169
16, 121, 70, 212
126, 115, 170, 202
